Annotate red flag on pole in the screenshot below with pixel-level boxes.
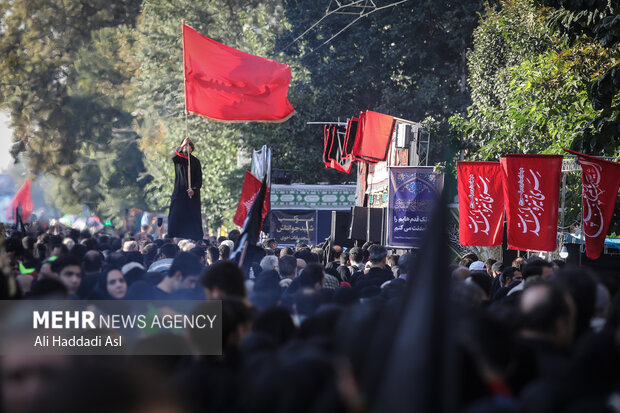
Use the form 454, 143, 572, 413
183, 24, 295, 122
233, 171, 270, 228
501, 155, 562, 252
565, 149, 620, 259
5, 179, 33, 222
457, 161, 504, 246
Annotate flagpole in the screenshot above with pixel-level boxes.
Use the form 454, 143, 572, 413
182, 19, 192, 197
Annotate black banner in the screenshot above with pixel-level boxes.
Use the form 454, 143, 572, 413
271, 210, 317, 245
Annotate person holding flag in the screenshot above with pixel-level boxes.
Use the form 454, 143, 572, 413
167, 137, 203, 240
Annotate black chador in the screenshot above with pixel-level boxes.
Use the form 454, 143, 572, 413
167, 139, 204, 240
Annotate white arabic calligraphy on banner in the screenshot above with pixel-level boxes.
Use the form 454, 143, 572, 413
516, 169, 545, 236
580, 159, 605, 238
467, 174, 495, 235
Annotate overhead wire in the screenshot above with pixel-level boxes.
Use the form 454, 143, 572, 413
277, 0, 409, 57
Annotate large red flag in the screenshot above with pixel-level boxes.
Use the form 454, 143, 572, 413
5, 179, 33, 222
457, 161, 504, 246
350, 110, 395, 162
565, 149, 620, 259
233, 171, 270, 228
183, 24, 295, 122
501, 155, 562, 251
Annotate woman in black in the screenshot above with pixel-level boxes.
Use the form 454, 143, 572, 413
167, 137, 204, 240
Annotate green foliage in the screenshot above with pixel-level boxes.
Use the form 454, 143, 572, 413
535, 0, 620, 157
0, 0, 147, 221
453, 0, 619, 159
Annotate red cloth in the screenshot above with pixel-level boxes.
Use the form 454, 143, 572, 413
234, 171, 270, 228
457, 162, 504, 246
565, 149, 620, 259
501, 155, 562, 251
5, 179, 33, 222
324, 124, 353, 173
351, 110, 395, 162
183, 24, 295, 122
343, 116, 359, 160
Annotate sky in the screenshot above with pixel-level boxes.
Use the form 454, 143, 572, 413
0, 112, 14, 172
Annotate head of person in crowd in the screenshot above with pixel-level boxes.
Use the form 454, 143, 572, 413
82, 250, 104, 276
156, 252, 202, 294
38, 256, 59, 280
123, 240, 138, 252
552, 266, 597, 338
279, 255, 297, 280
462, 252, 479, 261
299, 263, 325, 290
294, 248, 316, 265
220, 240, 234, 258
368, 245, 388, 269
206, 246, 219, 265
94, 266, 127, 300
49, 242, 68, 258
279, 246, 294, 257
181, 241, 195, 252
512, 256, 525, 271
51, 254, 82, 296
34, 242, 47, 261
296, 258, 307, 274
490, 261, 505, 279
522, 257, 553, 280
466, 272, 493, 300
331, 245, 343, 261
484, 258, 497, 275
519, 281, 576, 349
262, 238, 278, 250
189, 246, 206, 266
141, 242, 159, 268
500, 267, 522, 287
260, 255, 279, 273
458, 257, 474, 268
201, 261, 246, 300
388, 254, 399, 268
551, 259, 566, 272
339, 251, 350, 266
156, 243, 179, 262
29, 277, 68, 299
451, 266, 469, 281
348, 247, 364, 269
227, 229, 241, 247
63, 237, 75, 251
80, 237, 98, 252
397, 251, 415, 278
468, 260, 486, 273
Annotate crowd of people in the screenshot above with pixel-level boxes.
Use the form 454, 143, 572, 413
1, 221, 619, 413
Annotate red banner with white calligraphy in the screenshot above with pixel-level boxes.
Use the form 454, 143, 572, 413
565, 149, 620, 260
457, 161, 504, 246
501, 155, 562, 251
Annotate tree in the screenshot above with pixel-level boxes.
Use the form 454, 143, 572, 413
0, 0, 147, 221
454, 0, 619, 159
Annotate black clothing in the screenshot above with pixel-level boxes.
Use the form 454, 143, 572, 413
351, 266, 394, 287
325, 261, 340, 271
336, 264, 351, 282
168, 149, 203, 240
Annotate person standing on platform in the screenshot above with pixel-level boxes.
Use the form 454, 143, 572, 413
167, 137, 204, 240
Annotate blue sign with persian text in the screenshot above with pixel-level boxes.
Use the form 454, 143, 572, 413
387, 167, 443, 248
270, 210, 317, 246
